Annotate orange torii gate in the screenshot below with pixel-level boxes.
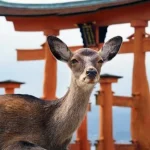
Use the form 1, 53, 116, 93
95, 73, 138, 150
17, 30, 59, 100
95, 20, 150, 150
15, 22, 150, 150
1, 0, 150, 149
16, 37, 140, 99
8, 22, 150, 150
16, 33, 142, 150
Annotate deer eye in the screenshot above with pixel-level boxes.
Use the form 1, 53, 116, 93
98, 59, 103, 63
71, 59, 78, 64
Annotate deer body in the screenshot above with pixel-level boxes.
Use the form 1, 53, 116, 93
0, 89, 90, 150
0, 36, 122, 150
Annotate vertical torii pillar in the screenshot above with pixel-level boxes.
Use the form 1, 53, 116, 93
131, 20, 150, 149
43, 30, 59, 100
17, 30, 59, 100
95, 74, 122, 150
0, 80, 24, 94
76, 103, 91, 150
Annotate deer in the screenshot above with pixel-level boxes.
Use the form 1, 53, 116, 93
0, 35, 122, 150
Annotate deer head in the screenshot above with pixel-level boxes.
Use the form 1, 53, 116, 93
47, 36, 122, 88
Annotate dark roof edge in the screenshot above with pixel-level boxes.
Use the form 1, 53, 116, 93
0, 0, 147, 17
0, 0, 143, 9
100, 73, 123, 79
0, 80, 25, 84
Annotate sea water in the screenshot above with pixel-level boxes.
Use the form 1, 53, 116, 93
72, 105, 131, 146
88, 105, 131, 144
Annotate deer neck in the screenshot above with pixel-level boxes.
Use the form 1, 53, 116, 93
57, 74, 94, 121
49, 74, 94, 145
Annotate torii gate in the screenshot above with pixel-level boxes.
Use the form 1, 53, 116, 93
17, 30, 59, 100
2, 0, 150, 149
9, 21, 150, 150
95, 20, 150, 150
16, 21, 150, 150
16, 33, 133, 99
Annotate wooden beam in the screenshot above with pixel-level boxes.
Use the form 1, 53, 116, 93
143, 38, 150, 52
69, 45, 101, 51
16, 40, 134, 62
0, 83, 20, 88
115, 143, 136, 150
69, 41, 133, 53
17, 49, 45, 61
113, 96, 133, 107
17, 38, 148, 57
119, 41, 133, 54
96, 94, 133, 107
6, 2, 150, 31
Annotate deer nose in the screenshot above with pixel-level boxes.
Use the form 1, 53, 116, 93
86, 69, 97, 79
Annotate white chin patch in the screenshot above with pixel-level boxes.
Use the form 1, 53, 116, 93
76, 79, 95, 90
79, 76, 99, 85
84, 77, 98, 84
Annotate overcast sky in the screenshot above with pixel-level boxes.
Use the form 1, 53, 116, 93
0, 14, 150, 104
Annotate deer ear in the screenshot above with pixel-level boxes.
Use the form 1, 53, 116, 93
47, 36, 72, 62
99, 36, 122, 62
